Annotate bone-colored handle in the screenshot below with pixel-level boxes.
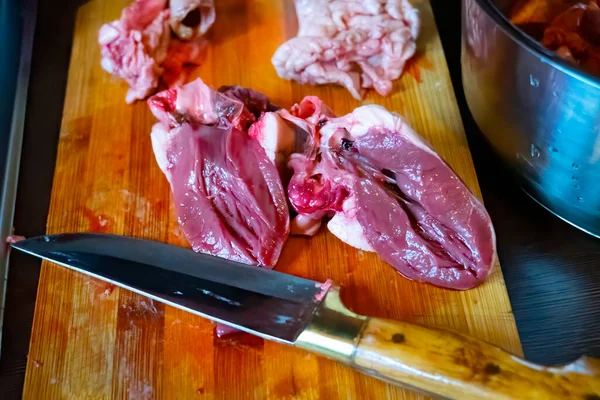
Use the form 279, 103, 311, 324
351, 317, 600, 399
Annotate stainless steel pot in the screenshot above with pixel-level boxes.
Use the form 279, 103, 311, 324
461, 0, 600, 237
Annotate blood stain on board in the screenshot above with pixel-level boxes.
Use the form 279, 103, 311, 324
405, 52, 433, 83
83, 189, 154, 235
82, 208, 110, 232
103, 283, 116, 296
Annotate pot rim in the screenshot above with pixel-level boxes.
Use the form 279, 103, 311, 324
473, 0, 600, 90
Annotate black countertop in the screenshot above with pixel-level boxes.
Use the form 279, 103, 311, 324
1, 0, 599, 397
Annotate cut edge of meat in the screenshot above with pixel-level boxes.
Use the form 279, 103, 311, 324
283, 99, 497, 290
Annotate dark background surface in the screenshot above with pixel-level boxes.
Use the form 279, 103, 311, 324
1, 0, 599, 397
0, 0, 21, 178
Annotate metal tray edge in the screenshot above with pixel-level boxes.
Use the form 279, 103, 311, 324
0, 0, 38, 358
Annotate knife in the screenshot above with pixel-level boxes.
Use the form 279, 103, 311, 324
11, 233, 600, 399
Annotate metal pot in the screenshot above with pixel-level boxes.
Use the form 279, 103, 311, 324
461, 0, 600, 237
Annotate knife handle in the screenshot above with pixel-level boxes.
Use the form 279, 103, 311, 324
352, 317, 600, 399
295, 287, 600, 400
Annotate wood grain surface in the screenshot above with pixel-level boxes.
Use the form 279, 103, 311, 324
21, 0, 522, 398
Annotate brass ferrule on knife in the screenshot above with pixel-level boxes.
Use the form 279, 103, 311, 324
295, 285, 367, 364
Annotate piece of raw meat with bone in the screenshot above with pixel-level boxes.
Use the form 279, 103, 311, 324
275, 97, 497, 289
148, 79, 497, 330
272, 0, 420, 99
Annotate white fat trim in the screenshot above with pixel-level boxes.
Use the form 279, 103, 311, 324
327, 212, 374, 252
150, 123, 171, 178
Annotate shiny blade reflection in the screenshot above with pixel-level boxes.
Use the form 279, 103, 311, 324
11, 233, 324, 343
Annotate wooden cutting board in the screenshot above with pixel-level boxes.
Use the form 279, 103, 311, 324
21, 0, 523, 398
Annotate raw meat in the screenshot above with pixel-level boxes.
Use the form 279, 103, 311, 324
170, 0, 216, 40
217, 85, 277, 119
5, 235, 25, 244
99, 0, 209, 103
148, 79, 495, 293
284, 99, 496, 289
272, 0, 420, 100
148, 78, 290, 267
314, 280, 334, 301
542, 0, 600, 75
510, 0, 600, 76
99, 0, 171, 103
282, 96, 372, 248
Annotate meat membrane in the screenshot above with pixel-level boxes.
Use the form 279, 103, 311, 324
283, 98, 496, 289
272, 0, 420, 99
148, 78, 290, 267
169, 0, 216, 40
99, 0, 212, 103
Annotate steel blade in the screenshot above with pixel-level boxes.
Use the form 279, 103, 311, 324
11, 233, 326, 343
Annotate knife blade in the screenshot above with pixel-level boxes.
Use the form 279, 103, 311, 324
10, 233, 326, 344
11, 233, 600, 400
